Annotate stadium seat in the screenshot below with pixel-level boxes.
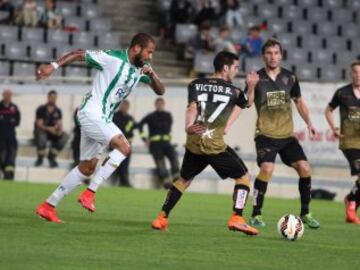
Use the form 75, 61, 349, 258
57, 2, 78, 17
349, 0, 360, 8
0, 61, 10, 76
296, 64, 319, 81
21, 27, 44, 43
306, 7, 328, 22
276, 33, 297, 48
157, 0, 172, 12
245, 57, 263, 72
301, 35, 323, 49
245, 16, 263, 28
73, 32, 95, 47
323, 0, 345, 8
65, 66, 88, 78
48, 30, 70, 45
30, 44, 54, 62
316, 21, 339, 36
257, 4, 278, 19
331, 9, 355, 24
97, 32, 120, 49
4, 43, 28, 60
290, 21, 314, 35
175, 24, 197, 44
295, 0, 319, 7
268, 19, 287, 33
324, 36, 347, 51
0, 11, 9, 21
285, 48, 310, 64
341, 23, 359, 38
312, 49, 336, 65
337, 51, 359, 67
64, 17, 87, 31
13, 62, 35, 77
89, 17, 112, 32
81, 4, 102, 18
230, 29, 243, 43
277, 0, 295, 5
281, 5, 303, 20
194, 52, 215, 74
320, 66, 343, 82
0, 25, 19, 42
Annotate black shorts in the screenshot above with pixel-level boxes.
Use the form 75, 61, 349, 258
342, 149, 360, 176
180, 146, 248, 180
255, 135, 307, 167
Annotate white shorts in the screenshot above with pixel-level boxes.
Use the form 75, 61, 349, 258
77, 110, 122, 161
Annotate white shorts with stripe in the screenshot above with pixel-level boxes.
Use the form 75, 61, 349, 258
77, 109, 122, 161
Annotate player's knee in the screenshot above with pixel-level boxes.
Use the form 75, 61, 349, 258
235, 174, 250, 187
297, 162, 311, 177
78, 159, 97, 176
111, 135, 131, 157
174, 178, 191, 192
259, 164, 273, 181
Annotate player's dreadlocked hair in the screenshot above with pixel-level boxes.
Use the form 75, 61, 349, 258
213, 51, 239, 72
130, 33, 155, 49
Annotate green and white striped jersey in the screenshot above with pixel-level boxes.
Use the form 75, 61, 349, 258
79, 49, 151, 122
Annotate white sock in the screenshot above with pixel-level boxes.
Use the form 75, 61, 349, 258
88, 149, 126, 192
46, 166, 86, 207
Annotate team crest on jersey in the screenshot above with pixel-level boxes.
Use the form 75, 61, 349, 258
282, 76, 289, 86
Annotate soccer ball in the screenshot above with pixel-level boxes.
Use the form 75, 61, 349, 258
277, 214, 304, 241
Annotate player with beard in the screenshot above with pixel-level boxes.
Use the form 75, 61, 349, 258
248, 39, 320, 229
35, 33, 165, 223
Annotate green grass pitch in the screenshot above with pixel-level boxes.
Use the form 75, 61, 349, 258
0, 181, 359, 270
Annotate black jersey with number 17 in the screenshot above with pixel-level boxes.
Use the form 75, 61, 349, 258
186, 78, 248, 155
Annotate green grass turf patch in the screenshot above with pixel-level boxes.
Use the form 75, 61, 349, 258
0, 181, 359, 270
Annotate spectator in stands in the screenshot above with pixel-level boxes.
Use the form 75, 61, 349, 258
38, 0, 62, 29
214, 25, 237, 53
71, 107, 80, 167
0, 0, 15, 24
239, 26, 263, 58
219, 0, 244, 29
34, 90, 69, 168
112, 100, 136, 187
0, 89, 20, 180
194, 0, 219, 26
186, 22, 215, 58
139, 98, 179, 189
15, 0, 38, 27
167, 0, 195, 41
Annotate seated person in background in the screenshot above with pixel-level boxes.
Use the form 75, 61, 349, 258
214, 25, 237, 54
0, 0, 15, 24
167, 0, 195, 42
220, 0, 244, 29
186, 22, 214, 58
239, 26, 263, 58
15, 0, 38, 27
38, 0, 62, 29
194, 0, 219, 26
34, 90, 69, 168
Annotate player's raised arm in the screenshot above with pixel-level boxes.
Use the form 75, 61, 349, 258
142, 66, 165, 95
36, 49, 86, 81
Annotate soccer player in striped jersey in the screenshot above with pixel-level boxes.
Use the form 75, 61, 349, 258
35, 33, 165, 223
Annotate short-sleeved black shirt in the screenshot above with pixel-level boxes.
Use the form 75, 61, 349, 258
35, 104, 62, 127
186, 77, 248, 155
329, 84, 360, 150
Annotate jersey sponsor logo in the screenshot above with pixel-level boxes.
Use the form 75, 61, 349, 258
115, 87, 128, 99
348, 107, 360, 123
266, 90, 286, 108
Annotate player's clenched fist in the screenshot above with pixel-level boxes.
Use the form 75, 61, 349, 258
36, 64, 55, 81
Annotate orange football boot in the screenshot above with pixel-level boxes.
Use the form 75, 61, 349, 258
151, 212, 168, 231
78, 189, 96, 212
228, 214, 259, 235
344, 196, 360, 224
35, 202, 63, 223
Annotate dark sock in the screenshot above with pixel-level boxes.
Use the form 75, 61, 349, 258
299, 177, 311, 216
252, 179, 268, 217
348, 178, 360, 202
233, 184, 250, 216
161, 185, 183, 217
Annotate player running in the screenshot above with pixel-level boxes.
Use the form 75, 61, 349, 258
247, 39, 320, 229
35, 33, 165, 223
325, 60, 360, 224
151, 51, 260, 235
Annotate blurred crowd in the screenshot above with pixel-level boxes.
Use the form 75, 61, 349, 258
0, 0, 64, 29
159, 0, 266, 62
0, 89, 179, 189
